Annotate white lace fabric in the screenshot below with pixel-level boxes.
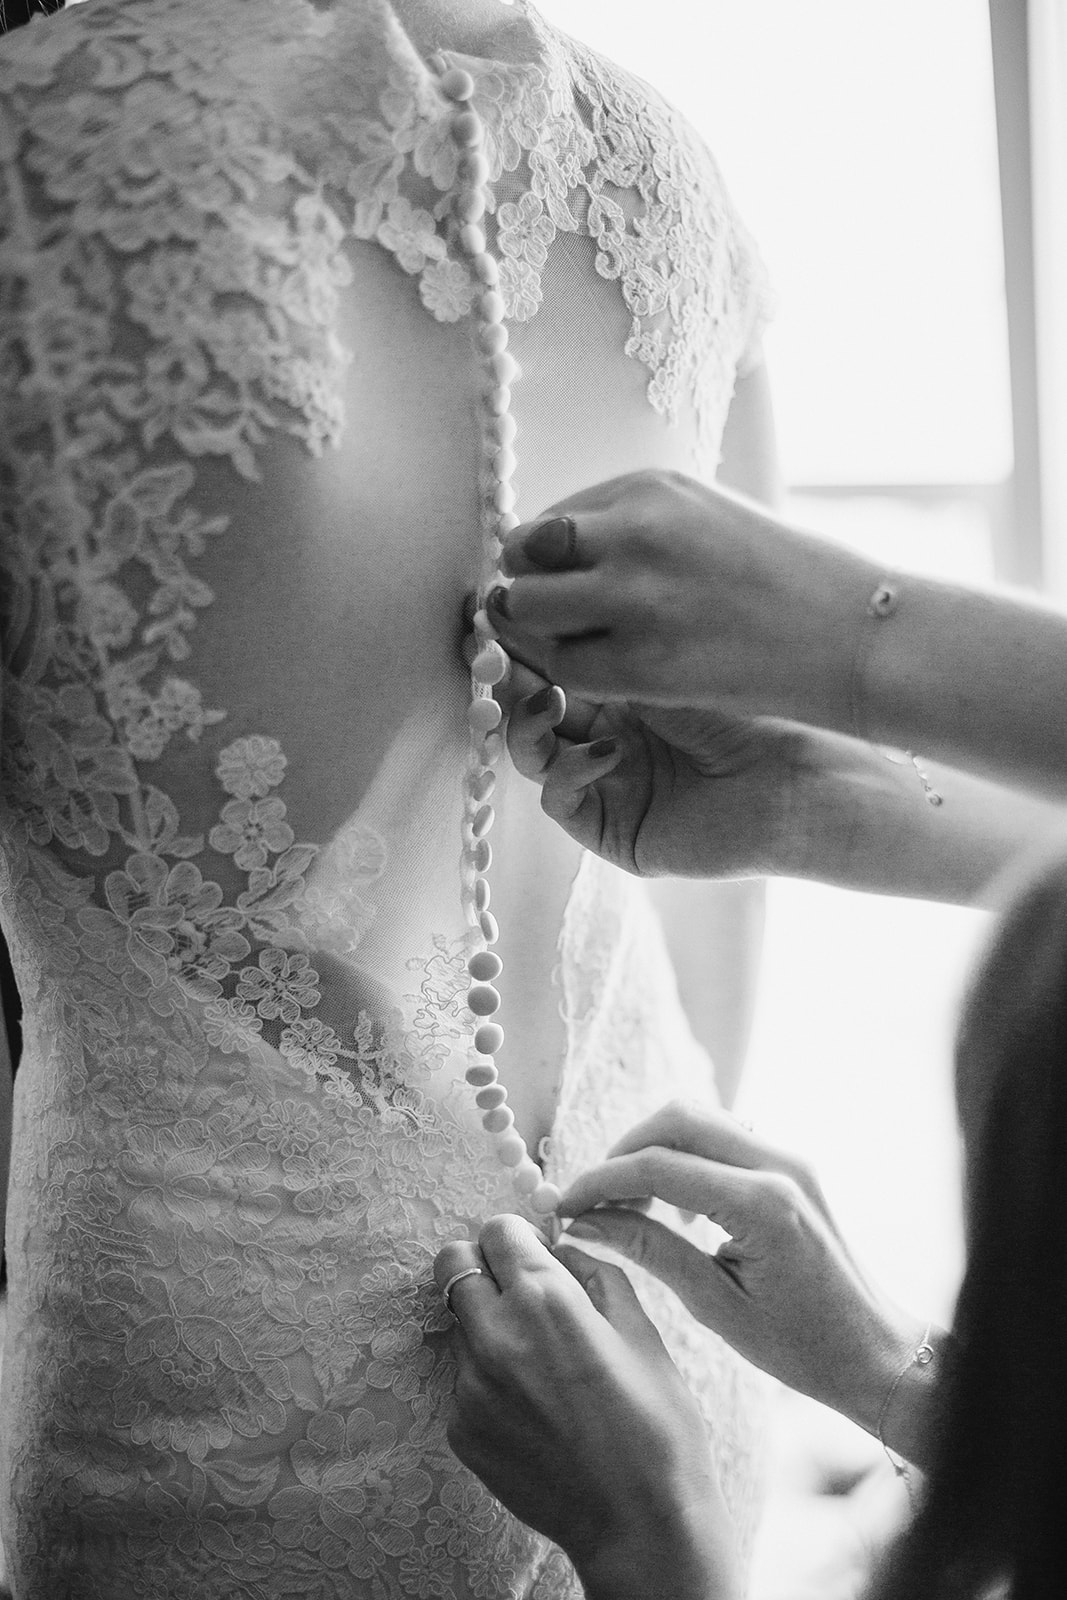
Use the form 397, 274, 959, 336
0, 2, 773, 1595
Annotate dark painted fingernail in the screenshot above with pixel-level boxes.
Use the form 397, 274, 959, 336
525, 515, 578, 571
486, 584, 510, 619
526, 685, 554, 715
588, 738, 618, 759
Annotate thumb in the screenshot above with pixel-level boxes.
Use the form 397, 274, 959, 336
564, 1208, 735, 1333
553, 1243, 669, 1364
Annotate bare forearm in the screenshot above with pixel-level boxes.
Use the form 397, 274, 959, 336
768, 536, 1067, 799
779, 726, 1067, 905
819, 1308, 950, 1474
694, 497, 1067, 800
576, 1517, 743, 1600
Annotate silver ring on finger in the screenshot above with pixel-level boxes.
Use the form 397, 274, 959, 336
442, 1266, 484, 1315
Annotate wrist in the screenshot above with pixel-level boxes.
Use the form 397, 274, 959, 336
860, 574, 1067, 796
574, 1499, 742, 1600
767, 723, 869, 885
842, 1313, 946, 1474
773, 725, 1013, 904
762, 517, 879, 731
857, 572, 949, 753
876, 1325, 950, 1472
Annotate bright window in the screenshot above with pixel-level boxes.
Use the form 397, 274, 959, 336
546, 0, 1011, 487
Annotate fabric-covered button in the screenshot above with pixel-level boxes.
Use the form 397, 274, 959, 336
468, 696, 502, 734
470, 804, 495, 839
489, 351, 519, 386
482, 1106, 514, 1134
467, 984, 500, 1016
472, 251, 500, 286
439, 67, 476, 101
496, 1131, 527, 1167
490, 413, 517, 446
477, 289, 506, 325
454, 189, 486, 224
471, 643, 508, 686
468, 949, 502, 981
465, 1061, 498, 1087
459, 223, 487, 256
530, 1182, 562, 1214
457, 150, 490, 188
468, 838, 491, 873
474, 1021, 504, 1054
512, 1161, 543, 1196
449, 109, 482, 146
478, 324, 509, 357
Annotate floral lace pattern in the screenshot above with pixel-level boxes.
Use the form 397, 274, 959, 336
325, 1, 771, 456
458, 11, 772, 453
0, 2, 771, 1596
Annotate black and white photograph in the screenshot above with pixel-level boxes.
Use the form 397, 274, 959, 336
0, 3, 1064, 1596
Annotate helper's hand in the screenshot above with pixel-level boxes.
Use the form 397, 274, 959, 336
559, 1102, 934, 1454
491, 473, 876, 725
434, 1216, 742, 1600
501, 657, 806, 880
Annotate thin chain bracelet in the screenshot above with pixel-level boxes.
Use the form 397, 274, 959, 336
876, 1325, 935, 1507
850, 580, 943, 808
883, 749, 943, 808
433, 59, 563, 1231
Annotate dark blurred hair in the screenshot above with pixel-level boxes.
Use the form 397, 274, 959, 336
0, 1, 67, 40
871, 845, 1067, 1599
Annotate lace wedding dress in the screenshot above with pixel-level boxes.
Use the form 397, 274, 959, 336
0, 2, 773, 1595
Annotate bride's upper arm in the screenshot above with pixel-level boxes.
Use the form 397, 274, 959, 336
717, 358, 783, 510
